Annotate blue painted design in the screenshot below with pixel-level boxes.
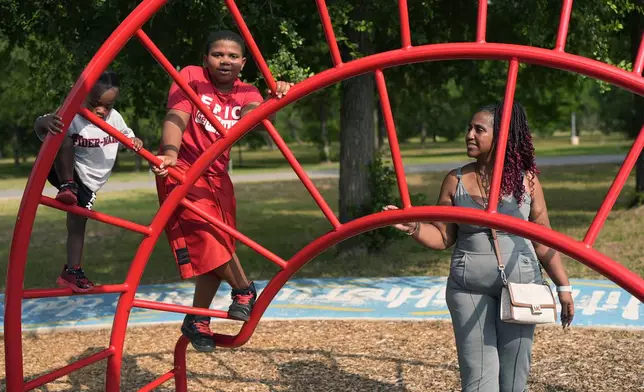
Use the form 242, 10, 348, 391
1, 277, 641, 332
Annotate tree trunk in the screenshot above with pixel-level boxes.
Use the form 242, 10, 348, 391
262, 132, 276, 150
339, 73, 375, 223
289, 129, 301, 145
631, 8, 644, 204
637, 154, 644, 193
339, 5, 375, 227
377, 104, 385, 150
420, 122, 427, 148
320, 100, 331, 163
237, 143, 243, 168
12, 129, 20, 167
288, 114, 303, 146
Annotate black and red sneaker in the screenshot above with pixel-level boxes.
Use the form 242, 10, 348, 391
181, 315, 215, 352
56, 265, 94, 293
55, 181, 78, 205
228, 282, 257, 321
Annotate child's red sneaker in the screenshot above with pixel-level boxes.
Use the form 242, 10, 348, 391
181, 315, 215, 352
55, 181, 79, 205
56, 265, 94, 293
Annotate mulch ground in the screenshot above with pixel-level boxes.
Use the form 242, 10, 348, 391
1, 320, 643, 391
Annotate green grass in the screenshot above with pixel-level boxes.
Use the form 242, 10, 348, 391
0, 133, 632, 191
0, 162, 641, 290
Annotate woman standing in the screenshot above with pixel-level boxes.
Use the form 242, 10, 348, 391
384, 101, 574, 392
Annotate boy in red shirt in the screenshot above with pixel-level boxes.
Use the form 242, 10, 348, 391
152, 30, 292, 352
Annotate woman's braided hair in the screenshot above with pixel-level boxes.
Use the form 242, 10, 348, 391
479, 100, 539, 205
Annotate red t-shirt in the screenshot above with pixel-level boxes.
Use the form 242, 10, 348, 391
166, 65, 263, 175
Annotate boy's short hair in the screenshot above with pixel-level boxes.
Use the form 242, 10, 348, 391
204, 30, 246, 56
97, 70, 120, 88
91, 70, 120, 97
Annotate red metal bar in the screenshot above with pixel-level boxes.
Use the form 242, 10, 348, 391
180, 197, 288, 269
634, 32, 644, 75
555, 0, 574, 51
584, 125, 644, 246
476, 0, 488, 43
216, 204, 644, 349
105, 40, 644, 390
131, 299, 229, 319
261, 119, 341, 229
106, 117, 235, 389
23, 284, 128, 299
5, 1, 169, 391
80, 107, 183, 181
133, 29, 228, 137
173, 336, 190, 392
399, 0, 412, 48
315, 0, 343, 66
487, 59, 520, 213
127, 43, 644, 350
80, 107, 186, 185
23, 347, 115, 391
11, 17, 644, 389
79, 107, 148, 156
375, 70, 412, 209
137, 370, 175, 392
198, 45, 644, 145
223, 0, 277, 93
40, 196, 152, 236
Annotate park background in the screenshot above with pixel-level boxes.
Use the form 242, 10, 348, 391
0, 1, 643, 391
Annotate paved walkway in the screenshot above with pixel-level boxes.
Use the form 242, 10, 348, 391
0, 154, 627, 199
2, 276, 641, 333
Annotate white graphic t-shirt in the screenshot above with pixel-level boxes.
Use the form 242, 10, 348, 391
66, 109, 135, 192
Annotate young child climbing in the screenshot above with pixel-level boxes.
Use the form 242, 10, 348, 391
151, 30, 292, 352
35, 70, 143, 292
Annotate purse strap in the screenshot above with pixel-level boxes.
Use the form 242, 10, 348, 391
490, 228, 509, 286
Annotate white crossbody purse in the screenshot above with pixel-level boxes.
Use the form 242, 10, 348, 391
490, 228, 557, 324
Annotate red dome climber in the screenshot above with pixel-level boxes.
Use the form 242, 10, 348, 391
5, 0, 644, 390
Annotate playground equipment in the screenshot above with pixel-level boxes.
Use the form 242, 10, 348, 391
5, 0, 644, 390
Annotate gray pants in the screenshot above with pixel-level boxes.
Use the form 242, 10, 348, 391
446, 245, 542, 392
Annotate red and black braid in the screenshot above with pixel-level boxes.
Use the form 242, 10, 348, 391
481, 101, 539, 205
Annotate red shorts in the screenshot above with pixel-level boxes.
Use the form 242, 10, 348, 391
156, 168, 236, 279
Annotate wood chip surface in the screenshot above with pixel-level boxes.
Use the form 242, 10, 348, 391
1, 320, 643, 391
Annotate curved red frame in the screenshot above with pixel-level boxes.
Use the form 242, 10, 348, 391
5, 0, 644, 390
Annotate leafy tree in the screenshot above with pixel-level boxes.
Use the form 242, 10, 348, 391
2, 0, 643, 205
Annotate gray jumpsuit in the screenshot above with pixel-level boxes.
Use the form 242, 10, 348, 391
446, 167, 544, 392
